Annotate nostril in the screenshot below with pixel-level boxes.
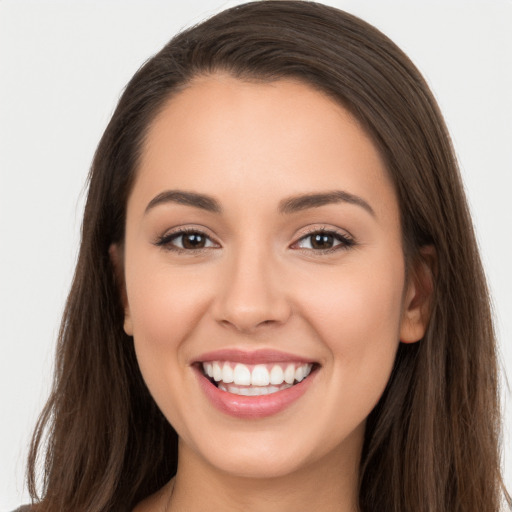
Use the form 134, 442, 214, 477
218, 318, 277, 334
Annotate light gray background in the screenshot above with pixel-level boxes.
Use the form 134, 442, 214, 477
1, 0, 511, 508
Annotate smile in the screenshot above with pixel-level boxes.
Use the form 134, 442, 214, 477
202, 361, 314, 396
194, 350, 319, 418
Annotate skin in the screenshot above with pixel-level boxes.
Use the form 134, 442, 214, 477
115, 74, 431, 512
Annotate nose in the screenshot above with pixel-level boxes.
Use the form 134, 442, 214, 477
211, 246, 292, 334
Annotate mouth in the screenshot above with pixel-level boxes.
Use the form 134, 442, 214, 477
193, 349, 320, 418
200, 360, 316, 396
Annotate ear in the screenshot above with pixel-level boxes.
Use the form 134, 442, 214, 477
109, 243, 133, 336
400, 245, 436, 343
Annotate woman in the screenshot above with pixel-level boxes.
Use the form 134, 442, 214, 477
18, 1, 510, 511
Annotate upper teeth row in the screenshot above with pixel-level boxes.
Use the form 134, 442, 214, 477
202, 361, 313, 386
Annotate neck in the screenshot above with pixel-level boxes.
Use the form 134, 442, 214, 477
167, 433, 362, 512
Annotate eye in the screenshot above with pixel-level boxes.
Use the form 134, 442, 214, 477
155, 228, 218, 252
293, 228, 354, 253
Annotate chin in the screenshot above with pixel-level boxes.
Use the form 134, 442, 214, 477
201, 443, 317, 480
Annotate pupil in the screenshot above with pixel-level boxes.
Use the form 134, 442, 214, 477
183, 233, 205, 249
312, 233, 333, 249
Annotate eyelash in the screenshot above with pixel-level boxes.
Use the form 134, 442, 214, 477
154, 226, 355, 255
294, 226, 355, 254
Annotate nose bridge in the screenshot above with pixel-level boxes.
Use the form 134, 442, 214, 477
213, 234, 290, 332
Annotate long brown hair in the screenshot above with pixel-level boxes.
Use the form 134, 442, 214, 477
27, 2, 510, 511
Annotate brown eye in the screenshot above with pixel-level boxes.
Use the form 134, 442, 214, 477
295, 229, 354, 252
156, 229, 218, 252
181, 232, 207, 249
310, 233, 336, 250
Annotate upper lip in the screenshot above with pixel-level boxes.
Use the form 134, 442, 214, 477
193, 348, 316, 365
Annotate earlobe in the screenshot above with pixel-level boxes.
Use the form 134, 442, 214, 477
400, 245, 436, 344
108, 243, 133, 336
123, 316, 134, 337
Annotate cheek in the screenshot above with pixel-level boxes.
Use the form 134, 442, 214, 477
296, 258, 404, 390
126, 260, 212, 348
290, 261, 404, 441
125, 260, 218, 432
301, 260, 403, 337
124, 253, 215, 404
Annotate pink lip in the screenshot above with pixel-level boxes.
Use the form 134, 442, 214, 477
194, 348, 314, 365
194, 364, 318, 419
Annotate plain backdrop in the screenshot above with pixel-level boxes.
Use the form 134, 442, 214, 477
1, 0, 511, 508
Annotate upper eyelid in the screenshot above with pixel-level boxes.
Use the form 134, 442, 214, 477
298, 225, 352, 238
159, 224, 218, 239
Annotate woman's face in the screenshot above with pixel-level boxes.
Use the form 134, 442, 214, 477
119, 75, 426, 479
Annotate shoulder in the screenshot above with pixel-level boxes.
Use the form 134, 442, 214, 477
11, 507, 32, 512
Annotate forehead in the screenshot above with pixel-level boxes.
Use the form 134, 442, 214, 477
131, 74, 398, 225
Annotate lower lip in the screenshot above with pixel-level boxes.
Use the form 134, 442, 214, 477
195, 366, 317, 419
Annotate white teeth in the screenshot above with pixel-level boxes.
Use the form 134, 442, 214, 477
269, 365, 284, 385
221, 363, 234, 383
233, 363, 251, 385
213, 362, 223, 382
202, 361, 314, 388
251, 364, 270, 386
284, 364, 295, 384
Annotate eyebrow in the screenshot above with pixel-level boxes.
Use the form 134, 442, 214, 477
145, 190, 222, 214
145, 189, 375, 217
278, 190, 375, 217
